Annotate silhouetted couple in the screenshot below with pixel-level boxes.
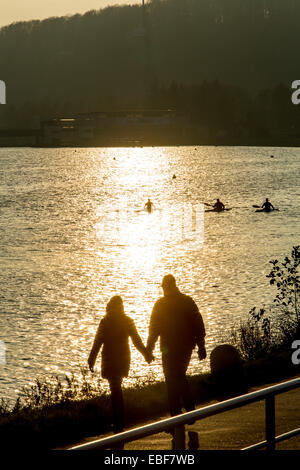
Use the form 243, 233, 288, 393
88, 275, 206, 433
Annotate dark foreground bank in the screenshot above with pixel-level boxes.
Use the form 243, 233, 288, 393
0, 348, 299, 451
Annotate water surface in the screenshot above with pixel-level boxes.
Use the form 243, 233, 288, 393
0, 146, 299, 401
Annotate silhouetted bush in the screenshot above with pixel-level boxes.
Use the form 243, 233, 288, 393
231, 246, 300, 361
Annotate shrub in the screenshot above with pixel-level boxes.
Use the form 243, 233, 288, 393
231, 246, 300, 361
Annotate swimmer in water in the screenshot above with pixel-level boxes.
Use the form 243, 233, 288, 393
144, 198, 153, 213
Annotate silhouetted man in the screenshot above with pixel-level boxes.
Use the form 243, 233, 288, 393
146, 275, 206, 416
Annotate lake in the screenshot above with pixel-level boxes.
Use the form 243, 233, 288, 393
0, 145, 299, 402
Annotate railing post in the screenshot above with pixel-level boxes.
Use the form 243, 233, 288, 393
172, 425, 186, 450
265, 395, 276, 451
188, 431, 199, 450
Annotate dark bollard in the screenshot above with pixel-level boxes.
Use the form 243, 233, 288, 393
210, 344, 246, 399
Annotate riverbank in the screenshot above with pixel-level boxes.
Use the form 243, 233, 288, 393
0, 348, 298, 451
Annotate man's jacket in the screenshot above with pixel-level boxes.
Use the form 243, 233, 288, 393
147, 289, 206, 358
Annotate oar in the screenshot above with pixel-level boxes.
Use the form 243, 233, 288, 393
253, 204, 280, 211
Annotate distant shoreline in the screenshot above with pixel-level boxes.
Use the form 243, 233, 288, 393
1, 126, 300, 150
1, 139, 300, 149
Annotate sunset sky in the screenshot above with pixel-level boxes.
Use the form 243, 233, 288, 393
0, 0, 139, 27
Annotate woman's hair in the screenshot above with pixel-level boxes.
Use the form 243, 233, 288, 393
106, 296, 124, 315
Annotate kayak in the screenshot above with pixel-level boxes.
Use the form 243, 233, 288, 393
205, 208, 232, 213
255, 208, 279, 213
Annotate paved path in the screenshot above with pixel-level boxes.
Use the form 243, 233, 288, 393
66, 378, 300, 451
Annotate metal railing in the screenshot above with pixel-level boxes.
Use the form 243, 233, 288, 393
69, 376, 300, 451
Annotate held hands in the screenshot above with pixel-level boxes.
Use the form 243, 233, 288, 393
88, 358, 94, 373
144, 350, 155, 364
198, 346, 207, 361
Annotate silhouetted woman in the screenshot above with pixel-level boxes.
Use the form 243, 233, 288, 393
88, 296, 152, 433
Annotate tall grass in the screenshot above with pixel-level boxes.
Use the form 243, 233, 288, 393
0, 370, 170, 450
0, 367, 160, 419
0, 366, 107, 417
231, 246, 300, 362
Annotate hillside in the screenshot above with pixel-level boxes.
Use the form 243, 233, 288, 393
0, 0, 300, 131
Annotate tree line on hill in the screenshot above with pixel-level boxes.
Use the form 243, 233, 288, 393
0, 0, 299, 141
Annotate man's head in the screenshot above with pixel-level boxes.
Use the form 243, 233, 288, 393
161, 274, 177, 294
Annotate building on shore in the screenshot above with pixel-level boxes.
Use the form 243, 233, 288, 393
0, 128, 41, 146
40, 109, 190, 146
0, 109, 192, 147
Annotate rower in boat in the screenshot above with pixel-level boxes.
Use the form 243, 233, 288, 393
213, 199, 225, 212
261, 198, 274, 212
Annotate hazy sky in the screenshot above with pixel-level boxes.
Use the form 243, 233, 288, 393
0, 0, 139, 27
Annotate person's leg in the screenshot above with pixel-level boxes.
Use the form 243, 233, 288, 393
165, 370, 194, 415
108, 377, 124, 433
164, 372, 182, 416
177, 351, 194, 412
163, 354, 183, 416
179, 372, 195, 413
163, 352, 195, 416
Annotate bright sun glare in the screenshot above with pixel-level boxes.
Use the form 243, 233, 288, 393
95, 147, 168, 273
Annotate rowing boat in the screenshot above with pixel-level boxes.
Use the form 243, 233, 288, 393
255, 208, 279, 213
205, 208, 232, 213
